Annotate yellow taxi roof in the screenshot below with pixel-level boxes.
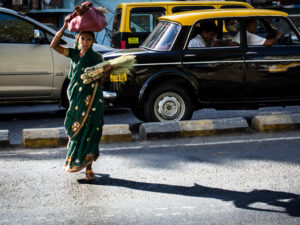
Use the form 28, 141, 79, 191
159, 9, 288, 26
117, 1, 252, 7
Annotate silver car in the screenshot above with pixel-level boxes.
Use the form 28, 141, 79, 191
0, 7, 114, 107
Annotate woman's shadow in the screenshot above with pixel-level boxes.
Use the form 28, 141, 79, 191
78, 173, 300, 217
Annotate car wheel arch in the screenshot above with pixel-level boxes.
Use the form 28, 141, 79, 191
138, 70, 199, 103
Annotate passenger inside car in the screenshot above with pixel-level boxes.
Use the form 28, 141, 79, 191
225, 19, 239, 33
213, 19, 240, 46
233, 18, 282, 46
188, 19, 241, 48
188, 21, 217, 47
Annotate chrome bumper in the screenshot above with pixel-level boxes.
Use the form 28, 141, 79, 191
103, 91, 117, 100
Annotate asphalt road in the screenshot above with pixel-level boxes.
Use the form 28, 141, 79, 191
0, 131, 300, 225
1, 104, 300, 144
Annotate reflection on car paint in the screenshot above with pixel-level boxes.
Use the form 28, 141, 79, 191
268, 62, 300, 73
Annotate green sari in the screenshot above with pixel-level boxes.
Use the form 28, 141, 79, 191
64, 47, 104, 172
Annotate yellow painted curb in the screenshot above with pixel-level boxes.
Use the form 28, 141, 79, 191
23, 128, 67, 148
23, 125, 133, 148
139, 117, 249, 140
252, 113, 300, 131
178, 120, 216, 137
0, 130, 10, 146
101, 124, 132, 142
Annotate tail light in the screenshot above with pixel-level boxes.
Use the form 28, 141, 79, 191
120, 40, 126, 49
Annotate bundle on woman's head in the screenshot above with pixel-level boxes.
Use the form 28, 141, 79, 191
74, 4, 90, 16
74, 2, 107, 16
68, 1, 107, 33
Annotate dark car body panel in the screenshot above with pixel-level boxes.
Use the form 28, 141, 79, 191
182, 46, 245, 101
245, 45, 300, 99
103, 9, 300, 117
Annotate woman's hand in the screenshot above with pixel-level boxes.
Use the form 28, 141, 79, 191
61, 14, 72, 30
64, 14, 72, 25
50, 14, 72, 55
99, 64, 113, 84
103, 64, 113, 74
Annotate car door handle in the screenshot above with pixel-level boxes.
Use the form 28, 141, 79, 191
246, 51, 258, 55
184, 54, 196, 57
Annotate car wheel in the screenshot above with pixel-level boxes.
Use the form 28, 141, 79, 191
144, 84, 193, 122
131, 105, 146, 121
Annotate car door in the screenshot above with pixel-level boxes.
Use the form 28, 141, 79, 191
0, 12, 54, 99
244, 17, 300, 100
182, 18, 245, 101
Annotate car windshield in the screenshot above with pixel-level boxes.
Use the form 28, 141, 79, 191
141, 21, 181, 51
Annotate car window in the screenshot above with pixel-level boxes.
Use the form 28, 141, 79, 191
289, 15, 300, 32
142, 21, 181, 51
130, 7, 165, 33
172, 6, 214, 13
112, 8, 122, 33
188, 19, 240, 48
220, 5, 248, 9
44, 32, 55, 43
0, 13, 35, 43
248, 17, 300, 46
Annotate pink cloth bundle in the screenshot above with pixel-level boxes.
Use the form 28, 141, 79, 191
68, 2, 107, 32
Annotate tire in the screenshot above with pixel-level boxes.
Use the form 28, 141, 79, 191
144, 83, 193, 122
131, 104, 146, 121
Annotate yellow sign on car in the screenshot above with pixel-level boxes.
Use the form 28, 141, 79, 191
110, 73, 127, 82
128, 37, 139, 44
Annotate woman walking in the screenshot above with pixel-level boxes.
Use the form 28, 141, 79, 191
50, 15, 111, 181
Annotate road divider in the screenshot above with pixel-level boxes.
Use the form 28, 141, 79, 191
139, 117, 249, 140
101, 124, 132, 143
0, 130, 10, 146
23, 124, 132, 148
4, 113, 300, 148
252, 113, 300, 131
23, 127, 67, 148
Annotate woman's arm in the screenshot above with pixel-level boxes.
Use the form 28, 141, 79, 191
50, 14, 72, 56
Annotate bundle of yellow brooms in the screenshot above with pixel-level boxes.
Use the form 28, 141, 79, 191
81, 54, 136, 84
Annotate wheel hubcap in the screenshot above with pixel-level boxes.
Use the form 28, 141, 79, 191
154, 92, 185, 122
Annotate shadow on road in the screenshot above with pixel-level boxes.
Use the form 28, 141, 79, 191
78, 174, 300, 217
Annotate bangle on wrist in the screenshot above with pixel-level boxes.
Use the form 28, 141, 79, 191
56, 32, 63, 38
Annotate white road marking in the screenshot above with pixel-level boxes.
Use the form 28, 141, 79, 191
184, 136, 300, 146
1, 136, 300, 156
101, 136, 300, 151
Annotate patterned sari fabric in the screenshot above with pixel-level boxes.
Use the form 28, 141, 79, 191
64, 47, 104, 172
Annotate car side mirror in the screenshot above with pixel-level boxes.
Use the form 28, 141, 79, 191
33, 29, 45, 44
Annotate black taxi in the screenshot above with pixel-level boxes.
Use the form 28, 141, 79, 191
103, 9, 300, 122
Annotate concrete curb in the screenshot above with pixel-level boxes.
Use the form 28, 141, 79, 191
252, 113, 300, 131
23, 127, 68, 148
101, 124, 132, 143
0, 130, 10, 146
139, 117, 249, 140
23, 124, 132, 148
5, 113, 300, 148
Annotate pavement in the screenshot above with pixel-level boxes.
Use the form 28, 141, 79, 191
1, 113, 300, 148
